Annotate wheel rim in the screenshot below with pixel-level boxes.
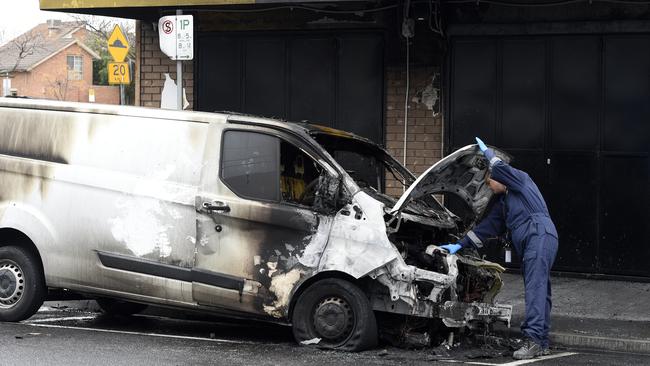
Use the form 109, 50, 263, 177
0, 260, 25, 309
312, 296, 355, 344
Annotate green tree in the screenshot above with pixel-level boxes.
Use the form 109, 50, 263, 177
73, 15, 136, 104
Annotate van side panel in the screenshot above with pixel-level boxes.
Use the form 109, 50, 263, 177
0, 105, 209, 303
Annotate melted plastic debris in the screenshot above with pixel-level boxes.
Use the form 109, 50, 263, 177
300, 338, 322, 345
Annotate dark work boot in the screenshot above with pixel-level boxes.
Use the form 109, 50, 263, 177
513, 339, 543, 360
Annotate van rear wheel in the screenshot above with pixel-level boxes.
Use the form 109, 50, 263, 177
96, 298, 148, 316
0, 246, 46, 322
292, 278, 378, 352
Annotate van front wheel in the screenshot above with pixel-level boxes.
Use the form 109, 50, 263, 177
0, 246, 46, 321
292, 278, 377, 352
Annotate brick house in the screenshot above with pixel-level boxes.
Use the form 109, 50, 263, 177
0, 20, 119, 104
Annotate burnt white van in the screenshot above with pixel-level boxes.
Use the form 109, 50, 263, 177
0, 98, 511, 351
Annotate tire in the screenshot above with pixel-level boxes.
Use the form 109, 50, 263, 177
96, 298, 148, 316
0, 246, 46, 322
292, 278, 378, 352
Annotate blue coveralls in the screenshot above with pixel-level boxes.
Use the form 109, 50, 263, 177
459, 149, 559, 349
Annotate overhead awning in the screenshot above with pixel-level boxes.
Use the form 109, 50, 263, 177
40, 0, 371, 19
40, 0, 369, 10
40, 0, 253, 9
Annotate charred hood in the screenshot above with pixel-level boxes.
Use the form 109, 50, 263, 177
390, 145, 511, 222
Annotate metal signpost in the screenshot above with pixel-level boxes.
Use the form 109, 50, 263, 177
159, 12, 193, 110
107, 24, 131, 104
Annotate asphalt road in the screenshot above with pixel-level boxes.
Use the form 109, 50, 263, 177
1, 309, 649, 366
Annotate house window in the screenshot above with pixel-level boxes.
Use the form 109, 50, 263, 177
67, 55, 83, 80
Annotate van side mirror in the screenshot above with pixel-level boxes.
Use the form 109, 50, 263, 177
313, 175, 341, 214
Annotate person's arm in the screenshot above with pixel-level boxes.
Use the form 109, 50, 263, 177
459, 197, 507, 249
483, 148, 528, 192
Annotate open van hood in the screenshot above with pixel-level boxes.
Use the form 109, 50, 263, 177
390, 145, 511, 220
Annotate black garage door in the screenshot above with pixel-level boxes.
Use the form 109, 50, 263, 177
195, 32, 384, 143
448, 35, 650, 277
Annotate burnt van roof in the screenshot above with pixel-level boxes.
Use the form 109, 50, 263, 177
0, 98, 372, 145
225, 111, 378, 146
0, 98, 225, 125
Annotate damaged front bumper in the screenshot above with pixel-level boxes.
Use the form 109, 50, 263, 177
439, 301, 512, 328
367, 248, 512, 329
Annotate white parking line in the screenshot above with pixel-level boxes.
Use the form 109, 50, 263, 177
442, 352, 579, 365
26, 323, 257, 345
23, 317, 579, 363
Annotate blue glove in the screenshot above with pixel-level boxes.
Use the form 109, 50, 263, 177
440, 243, 462, 254
475, 137, 488, 153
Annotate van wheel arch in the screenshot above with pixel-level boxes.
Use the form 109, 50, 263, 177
288, 271, 362, 320
0, 228, 44, 273
0, 230, 47, 321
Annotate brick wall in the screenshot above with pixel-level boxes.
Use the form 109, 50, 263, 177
92, 85, 120, 105
384, 66, 443, 197
137, 22, 194, 109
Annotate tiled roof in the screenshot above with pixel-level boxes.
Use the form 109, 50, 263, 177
0, 21, 91, 73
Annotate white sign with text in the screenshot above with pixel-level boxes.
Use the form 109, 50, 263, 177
158, 15, 193, 61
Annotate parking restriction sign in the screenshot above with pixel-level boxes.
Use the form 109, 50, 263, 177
158, 15, 193, 61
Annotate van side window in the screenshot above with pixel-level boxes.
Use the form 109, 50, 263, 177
221, 131, 280, 201
221, 130, 322, 207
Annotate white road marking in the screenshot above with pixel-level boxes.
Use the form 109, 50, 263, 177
26, 323, 257, 345
25, 316, 98, 323
442, 352, 579, 365
23, 316, 579, 364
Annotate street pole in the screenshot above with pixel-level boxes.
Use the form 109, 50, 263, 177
176, 9, 183, 110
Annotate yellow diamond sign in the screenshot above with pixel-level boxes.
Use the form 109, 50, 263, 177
107, 25, 129, 62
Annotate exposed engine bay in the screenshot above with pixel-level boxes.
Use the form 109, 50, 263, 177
310, 127, 513, 347
382, 210, 510, 318
369, 206, 512, 347
390, 221, 504, 304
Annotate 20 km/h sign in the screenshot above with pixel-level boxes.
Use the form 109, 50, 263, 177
108, 62, 130, 84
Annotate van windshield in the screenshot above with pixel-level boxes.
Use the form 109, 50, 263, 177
311, 131, 450, 218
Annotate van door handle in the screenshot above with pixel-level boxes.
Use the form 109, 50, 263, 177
202, 201, 230, 213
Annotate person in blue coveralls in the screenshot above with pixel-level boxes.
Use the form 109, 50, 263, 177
441, 137, 559, 360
